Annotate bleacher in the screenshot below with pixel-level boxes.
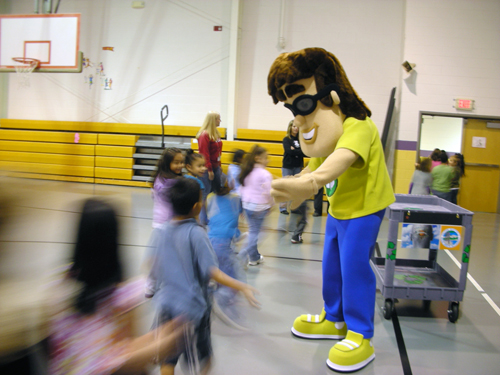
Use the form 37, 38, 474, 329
0, 119, 289, 186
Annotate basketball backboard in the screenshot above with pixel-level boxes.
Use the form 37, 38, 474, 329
0, 14, 82, 73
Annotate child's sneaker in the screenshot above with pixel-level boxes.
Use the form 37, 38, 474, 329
144, 278, 156, 299
248, 255, 264, 266
291, 234, 303, 244
326, 330, 375, 372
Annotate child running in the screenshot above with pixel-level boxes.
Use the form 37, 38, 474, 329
145, 147, 184, 298
449, 153, 465, 204
150, 178, 260, 375
409, 157, 433, 195
48, 198, 187, 375
206, 177, 247, 330
185, 149, 207, 188
431, 151, 454, 202
184, 149, 208, 224
227, 149, 245, 195
238, 145, 273, 267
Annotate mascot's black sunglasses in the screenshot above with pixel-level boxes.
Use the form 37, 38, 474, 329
284, 83, 339, 117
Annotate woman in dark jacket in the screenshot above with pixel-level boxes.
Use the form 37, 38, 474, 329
280, 120, 305, 214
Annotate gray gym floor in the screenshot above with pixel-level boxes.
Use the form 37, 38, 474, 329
2, 178, 500, 374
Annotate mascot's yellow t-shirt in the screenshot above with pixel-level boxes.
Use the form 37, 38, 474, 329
308, 117, 395, 220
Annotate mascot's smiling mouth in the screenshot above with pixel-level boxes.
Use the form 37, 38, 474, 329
301, 124, 318, 144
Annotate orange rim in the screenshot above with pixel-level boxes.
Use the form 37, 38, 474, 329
12, 57, 40, 68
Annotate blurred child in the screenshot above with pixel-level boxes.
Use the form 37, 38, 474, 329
431, 151, 453, 202
48, 198, 186, 375
430, 148, 442, 170
185, 149, 207, 188
227, 149, 245, 195
185, 149, 208, 224
238, 145, 273, 267
206, 178, 247, 330
409, 157, 433, 195
151, 147, 185, 227
145, 147, 185, 298
150, 178, 260, 375
449, 153, 465, 204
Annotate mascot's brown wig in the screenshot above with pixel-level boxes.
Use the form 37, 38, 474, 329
267, 47, 371, 120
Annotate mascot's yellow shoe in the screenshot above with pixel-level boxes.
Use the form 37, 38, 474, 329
326, 330, 375, 373
291, 308, 347, 340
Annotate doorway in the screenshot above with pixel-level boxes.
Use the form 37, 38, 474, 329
418, 112, 500, 213
460, 119, 500, 213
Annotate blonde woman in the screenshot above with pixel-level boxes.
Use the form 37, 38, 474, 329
196, 111, 223, 223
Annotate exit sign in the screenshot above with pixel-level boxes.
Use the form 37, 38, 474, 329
454, 98, 475, 110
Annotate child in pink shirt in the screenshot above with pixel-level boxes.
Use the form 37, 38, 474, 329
238, 145, 273, 266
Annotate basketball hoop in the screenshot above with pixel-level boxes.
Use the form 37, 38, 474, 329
12, 57, 40, 88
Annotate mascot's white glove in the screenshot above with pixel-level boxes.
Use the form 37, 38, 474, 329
271, 174, 319, 210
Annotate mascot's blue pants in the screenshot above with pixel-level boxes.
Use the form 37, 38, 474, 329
322, 209, 385, 339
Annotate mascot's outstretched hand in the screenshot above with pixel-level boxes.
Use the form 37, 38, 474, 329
271, 147, 358, 210
271, 173, 318, 210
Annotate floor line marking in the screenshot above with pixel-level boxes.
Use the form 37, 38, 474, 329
482, 294, 500, 317
444, 249, 499, 316
467, 274, 484, 293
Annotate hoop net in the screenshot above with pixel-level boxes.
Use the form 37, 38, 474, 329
12, 57, 40, 88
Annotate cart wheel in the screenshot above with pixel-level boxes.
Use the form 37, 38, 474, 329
383, 299, 394, 320
448, 302, 459, 323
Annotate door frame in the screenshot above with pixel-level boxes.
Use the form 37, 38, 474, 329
417, 111, 500, 213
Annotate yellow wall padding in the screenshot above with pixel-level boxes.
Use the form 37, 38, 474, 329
0, 151, 94, 166
266, 167, 282, 178
0, 140, 95, 155
94, 167, 133, 180
98, 134, 139, 146
0, 161, 94, 177
0, 119, 226, 138
0, 129, 97, 144
165, 126, 226, 138
236, 128, 286, 142
95, 145, 135, 158
95, 179, 151, 188
191, 140, 283, 155
2, 171, 94, 184
95, 156, 134, 169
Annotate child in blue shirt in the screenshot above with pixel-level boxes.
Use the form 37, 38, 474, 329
206, 178, 247, 330
227, 149, 245, 195
151, 178, 260, 375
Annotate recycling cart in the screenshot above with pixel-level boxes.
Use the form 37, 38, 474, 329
370, 194, 473, 323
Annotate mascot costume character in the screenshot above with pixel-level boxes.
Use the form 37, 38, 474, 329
267, 48, 395, 372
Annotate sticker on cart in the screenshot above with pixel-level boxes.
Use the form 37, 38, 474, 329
438, 225, 463, 251
401, 224, 440, 249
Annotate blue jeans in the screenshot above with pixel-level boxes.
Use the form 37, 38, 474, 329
200, 166, 222, 197
280, 167, 302, 210
199, 167, 221, 225
210, 237, 245, 305
239, 209, 269, 262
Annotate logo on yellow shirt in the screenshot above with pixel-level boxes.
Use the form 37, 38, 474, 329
325, 179, 338, 197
